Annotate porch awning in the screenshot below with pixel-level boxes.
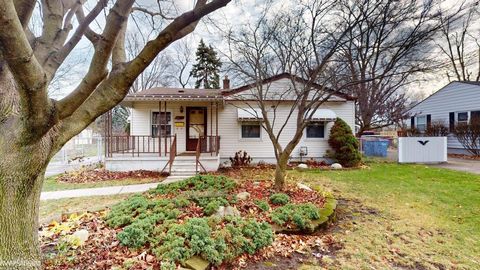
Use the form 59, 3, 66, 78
237, 108, 263, 121
309, 109, 337, 122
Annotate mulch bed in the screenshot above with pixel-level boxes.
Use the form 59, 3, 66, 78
56, 169, 164, 183
40, 178, 337, 269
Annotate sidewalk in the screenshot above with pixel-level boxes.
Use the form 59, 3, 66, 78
40, 175, 188, 201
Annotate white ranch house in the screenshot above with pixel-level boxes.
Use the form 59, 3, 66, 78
407, 81, 480, 155
104, 74, 356, 175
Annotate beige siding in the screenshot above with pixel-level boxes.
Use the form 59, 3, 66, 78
217, 101, 354, 161
129, 99, 355, 162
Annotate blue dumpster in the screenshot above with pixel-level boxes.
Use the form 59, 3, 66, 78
362, 139, 389, 157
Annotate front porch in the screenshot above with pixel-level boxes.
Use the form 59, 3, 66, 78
104, 88, 224, 173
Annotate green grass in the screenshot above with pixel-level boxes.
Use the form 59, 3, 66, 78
290, 162, 480, 269
39, 194, 131, 224
42, 176, 161, 192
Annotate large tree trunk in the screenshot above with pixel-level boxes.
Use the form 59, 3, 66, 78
0, 68, 52, 269
0, 140, 50, 270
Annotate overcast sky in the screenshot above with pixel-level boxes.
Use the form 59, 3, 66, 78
47, 0, 474, 101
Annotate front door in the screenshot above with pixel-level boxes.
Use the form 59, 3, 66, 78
186, 107, 207, 151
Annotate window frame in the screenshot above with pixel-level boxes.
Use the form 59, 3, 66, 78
240, 122, 262, 140
151, 111, 172, 137
305, 122, 326, 139
416, 115, 427, 132
456, 111, 469, 125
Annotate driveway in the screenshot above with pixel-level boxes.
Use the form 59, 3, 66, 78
430, 157, 480, 175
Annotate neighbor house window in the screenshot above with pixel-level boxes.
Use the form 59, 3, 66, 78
416, 115, 426, 132
457, 112, 469, 125
306, 123, 325, 138
152, 112, 171, 137
241, 124, 261, 138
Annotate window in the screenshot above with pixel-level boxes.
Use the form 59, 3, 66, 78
241, 124, 261, 138
471, 111, 480, 123
457, 112, 469, 125
152, 112, 171, 137
416, 115, 426, 132
306, 123, 325, 138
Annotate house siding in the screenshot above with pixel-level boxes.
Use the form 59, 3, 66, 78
408, 82, 480, 149
129, 100, 355, 163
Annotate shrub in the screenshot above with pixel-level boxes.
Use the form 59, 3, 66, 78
328, 118, 361, 167
105, 195, 151, 228
454, 119, 480, 156
153, 175, 236, 195
269, 193, 290, 205
270, 203, 321, 231
254, 200, 270, 212
426, 121, 449, 136
153, 217, 273, 266
203, 197, 229, 215
229, 150, 252, 167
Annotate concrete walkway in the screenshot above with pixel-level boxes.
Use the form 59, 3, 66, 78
40, 175, 188, 201
430, 157, 480, 175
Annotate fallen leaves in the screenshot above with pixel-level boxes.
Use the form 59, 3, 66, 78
56, 168, 163, 183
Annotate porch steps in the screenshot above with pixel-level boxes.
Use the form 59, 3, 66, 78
169, 156, 198, 178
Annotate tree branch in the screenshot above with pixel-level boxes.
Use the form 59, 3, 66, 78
55, 0, 232, 146
0, 0, 53, 138
56, 0, 135, 120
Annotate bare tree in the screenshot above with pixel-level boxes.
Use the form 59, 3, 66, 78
337, 0, 455, 135
439, 4, 480, 82
224, 1, 360, 190
127, 32, 175, 93
0, 0, 230, 266
171, 38, 194, 88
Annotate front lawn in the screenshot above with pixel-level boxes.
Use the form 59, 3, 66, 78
42, 169, 165, 191
42, 176, 161, 192
293, 162, 480, 269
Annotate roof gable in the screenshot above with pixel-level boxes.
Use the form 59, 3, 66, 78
224, 73, 355, 101
408, 81, 480, 112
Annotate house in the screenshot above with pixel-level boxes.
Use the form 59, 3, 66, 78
407, 81, 480, 154
104, 74, 356, 175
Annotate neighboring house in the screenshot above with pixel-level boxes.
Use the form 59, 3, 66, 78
407, 81, 480, 154
104, 74, 356, 174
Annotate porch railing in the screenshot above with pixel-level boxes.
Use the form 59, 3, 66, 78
196, 135, 220, 173
105, 135, 175, 157
161, 134, 177, 174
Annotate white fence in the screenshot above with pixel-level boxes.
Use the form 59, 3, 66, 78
398, 137, 447, 163
50, 136, 104, 165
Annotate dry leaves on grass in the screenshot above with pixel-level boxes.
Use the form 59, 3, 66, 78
56, 169, 163, 183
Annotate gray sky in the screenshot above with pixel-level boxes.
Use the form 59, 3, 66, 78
47, 0, 475, 101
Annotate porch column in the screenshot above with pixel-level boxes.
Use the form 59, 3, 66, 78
210, 102, 213, 156
164, 101, 167, 156
158, 101, 161, 156
216, 101, 219, 155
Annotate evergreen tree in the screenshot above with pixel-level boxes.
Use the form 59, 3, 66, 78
328, 118, 362, 167
190, 39, 222, 89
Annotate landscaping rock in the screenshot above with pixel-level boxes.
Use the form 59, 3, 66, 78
236, 191, 251, 200
72, 229, 89, 245
297, 163, 308, 171
224, 206, 241, 217
214, 206, 240, 218
184, 256, 210, 270
330, 163, 342, 169
297, 183, 313, 191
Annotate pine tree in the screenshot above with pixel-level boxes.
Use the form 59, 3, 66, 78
190, 39, 222, 89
